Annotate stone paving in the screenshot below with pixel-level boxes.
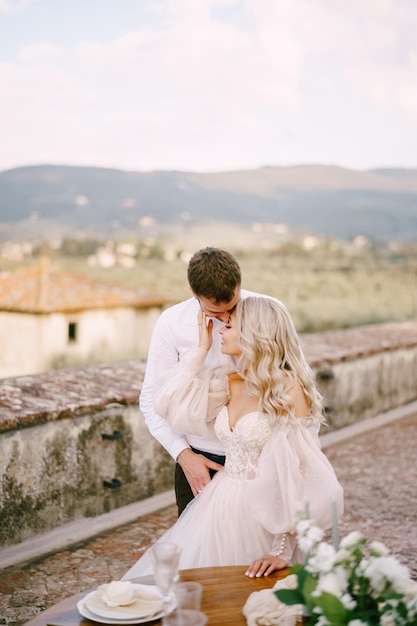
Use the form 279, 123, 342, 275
1, 413, 417, 626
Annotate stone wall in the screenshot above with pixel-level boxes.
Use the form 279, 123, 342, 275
302, 322, 417, 428
1, 321, 416, 548
0, 404, 174, 548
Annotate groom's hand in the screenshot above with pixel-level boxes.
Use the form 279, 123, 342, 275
177, 448, 223, 497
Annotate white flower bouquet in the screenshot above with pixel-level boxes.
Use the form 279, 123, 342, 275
275, 519, 417, 626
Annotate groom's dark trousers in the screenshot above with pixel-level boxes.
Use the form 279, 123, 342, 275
175, 447, 226, 516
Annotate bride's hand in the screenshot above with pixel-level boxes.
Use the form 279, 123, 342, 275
198, 311, 213, 351
245, 554, 288, 578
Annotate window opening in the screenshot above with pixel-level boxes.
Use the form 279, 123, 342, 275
68, 322, 77, 343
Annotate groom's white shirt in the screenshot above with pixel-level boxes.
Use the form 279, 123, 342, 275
140, 289, 262, 461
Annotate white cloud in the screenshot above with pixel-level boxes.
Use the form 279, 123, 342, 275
0, 0, 416, 171
0, 0, 33, 14
76, 1, 304, 127
19, 43, 62, 60
355, 55, 417, 124
0, 62, 14, 98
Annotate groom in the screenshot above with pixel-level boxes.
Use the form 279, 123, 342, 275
140, 247, 271, 515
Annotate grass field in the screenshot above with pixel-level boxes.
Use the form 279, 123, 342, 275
2, 234, 415, 375
51, 249, 417, 333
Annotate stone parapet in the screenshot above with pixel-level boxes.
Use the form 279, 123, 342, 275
0, 360, 146, 432
303, 321, 417, 428
1, 321, 417, 433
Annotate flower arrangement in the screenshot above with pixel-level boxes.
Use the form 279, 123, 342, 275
275, 519, 417, 626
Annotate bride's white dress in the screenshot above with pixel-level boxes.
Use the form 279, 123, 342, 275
122, 406, 343, 580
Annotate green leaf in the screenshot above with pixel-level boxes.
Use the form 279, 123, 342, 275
315, 592, 349, 624
302, 575, 319, 611
275, 589, 305, 605
297, 568, 314, 588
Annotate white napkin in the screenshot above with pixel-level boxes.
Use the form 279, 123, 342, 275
101, 581, 137, 606
242, 574, 302, 626
86, 582, 164, 619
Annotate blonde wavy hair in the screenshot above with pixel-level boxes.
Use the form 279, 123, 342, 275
235, 297, 323, 420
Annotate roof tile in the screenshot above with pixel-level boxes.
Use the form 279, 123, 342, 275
0, 259, 167, 313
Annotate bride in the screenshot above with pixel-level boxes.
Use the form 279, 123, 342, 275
123, 297, 343, 580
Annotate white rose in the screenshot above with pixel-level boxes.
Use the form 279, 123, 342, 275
296, 521, 324, 554
366, 556, 411, 595
340, 593, 356, 610
340, 531, 363, 549
315, 572, 348, 596
101, 581, 136, 607
296, 519, 311, 534
306, 542, 336, 574
403, 578, 417, 601
380, 614, 396, 626
335, 548, 351, 562
369, 541, 390, 557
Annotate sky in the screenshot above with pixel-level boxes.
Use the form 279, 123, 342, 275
0, 0, 416, 174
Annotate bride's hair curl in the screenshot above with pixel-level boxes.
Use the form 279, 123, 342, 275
235, 297, 323, 420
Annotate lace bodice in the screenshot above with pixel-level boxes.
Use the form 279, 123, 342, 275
215, 407, 272, 480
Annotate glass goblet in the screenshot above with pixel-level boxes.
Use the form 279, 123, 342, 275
150, 542, 181, 612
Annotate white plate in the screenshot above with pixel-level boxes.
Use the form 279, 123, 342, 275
85, 584, 163, 620
77, 593, 176, 625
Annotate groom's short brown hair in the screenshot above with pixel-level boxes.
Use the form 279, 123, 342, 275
187, 247, 241, 304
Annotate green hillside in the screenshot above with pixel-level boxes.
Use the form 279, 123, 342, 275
1, 164, 417, 241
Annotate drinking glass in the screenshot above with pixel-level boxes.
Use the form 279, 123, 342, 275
150, 542, 181, 611
162, 609, 208, 626
175, 581, 203, 610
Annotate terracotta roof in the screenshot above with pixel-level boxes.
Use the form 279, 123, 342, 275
0, 258, 168, 313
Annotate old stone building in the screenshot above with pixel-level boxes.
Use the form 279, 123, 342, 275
0, 258, 168, 377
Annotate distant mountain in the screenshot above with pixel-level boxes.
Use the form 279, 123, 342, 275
1, 164, 417, 241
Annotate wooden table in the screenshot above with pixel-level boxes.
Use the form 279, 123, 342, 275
23, 565, 291, 626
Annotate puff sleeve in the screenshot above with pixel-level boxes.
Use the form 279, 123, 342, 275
153, 347, 229, 438
246, 416, 343, 536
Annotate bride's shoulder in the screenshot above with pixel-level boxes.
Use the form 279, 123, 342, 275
285, 379, 310, 417
270, 413, 321, 436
